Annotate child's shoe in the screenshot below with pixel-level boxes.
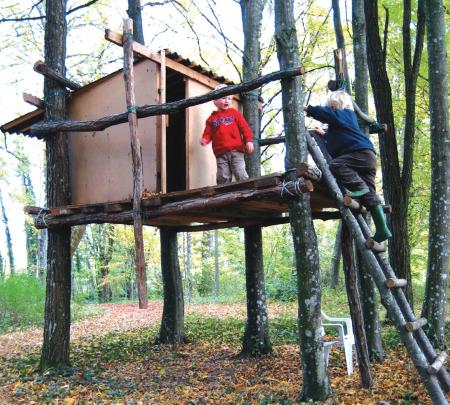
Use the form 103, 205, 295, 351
347, 188, 369, 198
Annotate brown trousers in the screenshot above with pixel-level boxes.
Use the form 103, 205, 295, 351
216, 150, 248, 184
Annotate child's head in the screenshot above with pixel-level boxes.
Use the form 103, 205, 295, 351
326, 90, 354, 110
213, 84, 233, 111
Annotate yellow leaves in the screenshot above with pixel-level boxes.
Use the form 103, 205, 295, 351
64, 397, 77, 404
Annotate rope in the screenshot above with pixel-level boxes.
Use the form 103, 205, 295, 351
37, 209, 49, 227
127, 105, 139, 113
281, 179, 304, 197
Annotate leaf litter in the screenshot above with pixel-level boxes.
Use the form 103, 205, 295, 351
0, 302, 447, 404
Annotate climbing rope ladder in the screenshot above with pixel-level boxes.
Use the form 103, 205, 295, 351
306, 133, 450, 404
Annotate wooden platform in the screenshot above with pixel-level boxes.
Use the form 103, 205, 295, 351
25, 172, 340, 232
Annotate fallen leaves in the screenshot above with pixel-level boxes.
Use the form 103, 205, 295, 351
0, 302, 447, 404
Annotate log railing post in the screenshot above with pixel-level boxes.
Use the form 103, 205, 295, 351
123, 18, 148, 309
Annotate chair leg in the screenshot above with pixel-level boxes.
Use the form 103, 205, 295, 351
343, 340, 354, 375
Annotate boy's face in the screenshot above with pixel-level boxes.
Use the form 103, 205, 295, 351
214, 95, 233, 111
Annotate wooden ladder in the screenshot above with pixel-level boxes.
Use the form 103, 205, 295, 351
306, 133, 450, 404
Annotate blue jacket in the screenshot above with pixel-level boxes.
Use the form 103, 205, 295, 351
306, 105, 374, 158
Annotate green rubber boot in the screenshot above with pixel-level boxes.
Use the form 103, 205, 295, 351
370, 204, 392, 242
348, 188, 369, 198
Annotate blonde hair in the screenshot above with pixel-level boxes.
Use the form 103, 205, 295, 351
327, 90, 354, 110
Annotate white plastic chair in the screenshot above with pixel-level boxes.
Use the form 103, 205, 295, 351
321, 310, 355, 375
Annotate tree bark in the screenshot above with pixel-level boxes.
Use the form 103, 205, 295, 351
364, 0, 413, 305
157, 227, 185, 344
184, 232, 193, 302
421, 0, 449, 349
240, 0, 272, 357
352, 0, 383, 360
274, 0, 330, 400
40, 0, 71, 371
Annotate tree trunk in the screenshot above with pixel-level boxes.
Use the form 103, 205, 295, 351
341, 223, 372, 388
364, 0, 413, 305
157, 227, 185, 344
214, 229, 219, 297
274, 0, 330, 400
240, 0, 272, 357
328, 220, 342, 288
184, 232, 193, 302
97, 225, 114, 303
0, 191, 15, 275
37, 229, 47, 281
40, 0, 71, 370
241, 226, 272, 356
352, 0, 383, 360
331, 0, 350, 90
127, 0, 145, 45
421, 0, 449, 349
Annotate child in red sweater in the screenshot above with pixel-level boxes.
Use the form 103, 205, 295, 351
200, 85, 254, 184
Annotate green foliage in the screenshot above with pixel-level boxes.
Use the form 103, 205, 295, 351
0, 274, 45, 331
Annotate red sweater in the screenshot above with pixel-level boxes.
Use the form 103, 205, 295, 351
201, 108, 253, 157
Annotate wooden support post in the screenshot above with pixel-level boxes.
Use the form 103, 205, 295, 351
33, 60, 81, 91
159, 49, 167, 193
405, 318, 428, 332
385, 278, 407, 288
123, 19, 148, 309
429, 352, 448, 375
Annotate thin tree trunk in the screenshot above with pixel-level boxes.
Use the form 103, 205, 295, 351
157, 227, 185, 344
421, 0, 449, 348
0, 191, 15, 275
274, 0, 330, 400
240, 0, 272, 357
214, 229, 219, 297
331, 0, 351, 89
328, 220, 342, 288
352, 0, 383, 360
40, 0, 71, 370
341, 223, 372, 388
185, 232, 192, 302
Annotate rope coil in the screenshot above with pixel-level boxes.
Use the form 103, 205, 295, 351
37, 209, 49, 227
281, 179, 305, 197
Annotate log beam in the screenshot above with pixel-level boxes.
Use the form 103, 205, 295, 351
23, 93, 44, 109
33, 60, 81, 91
30, 67, 304, 135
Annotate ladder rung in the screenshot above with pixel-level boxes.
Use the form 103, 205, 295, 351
428, 351, 448, 375
384, 278, 407, 288
365, 238, 387, 253
405, 317, 427, 332
343, 195, 367, 213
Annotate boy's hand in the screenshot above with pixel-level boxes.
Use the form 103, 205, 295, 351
313, 126, 325, 137
245, 141, 254, 154
200, 138, 208, 146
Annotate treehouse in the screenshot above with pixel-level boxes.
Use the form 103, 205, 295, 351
1, 36, 336, 231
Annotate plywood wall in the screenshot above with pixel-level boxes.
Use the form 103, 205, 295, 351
186, 79, 218, 189
68, 60, 159, 205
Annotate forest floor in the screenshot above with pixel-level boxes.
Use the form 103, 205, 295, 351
0, 302, 447, 404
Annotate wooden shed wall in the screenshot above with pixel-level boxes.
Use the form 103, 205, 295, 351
186, 79, 218, 189
68, 60, 159, 205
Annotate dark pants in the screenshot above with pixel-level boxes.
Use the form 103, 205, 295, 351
329, 149, 381, 208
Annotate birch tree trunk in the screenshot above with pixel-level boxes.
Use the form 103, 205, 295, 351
214, 229, 219, 297
127, 0, 145, 45
421, 0, 449, 348
40, 0, 71, 370
274, 0, 330, 400
240, 0, 272, 357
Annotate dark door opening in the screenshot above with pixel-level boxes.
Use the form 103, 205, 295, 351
165, 69, 186, 192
